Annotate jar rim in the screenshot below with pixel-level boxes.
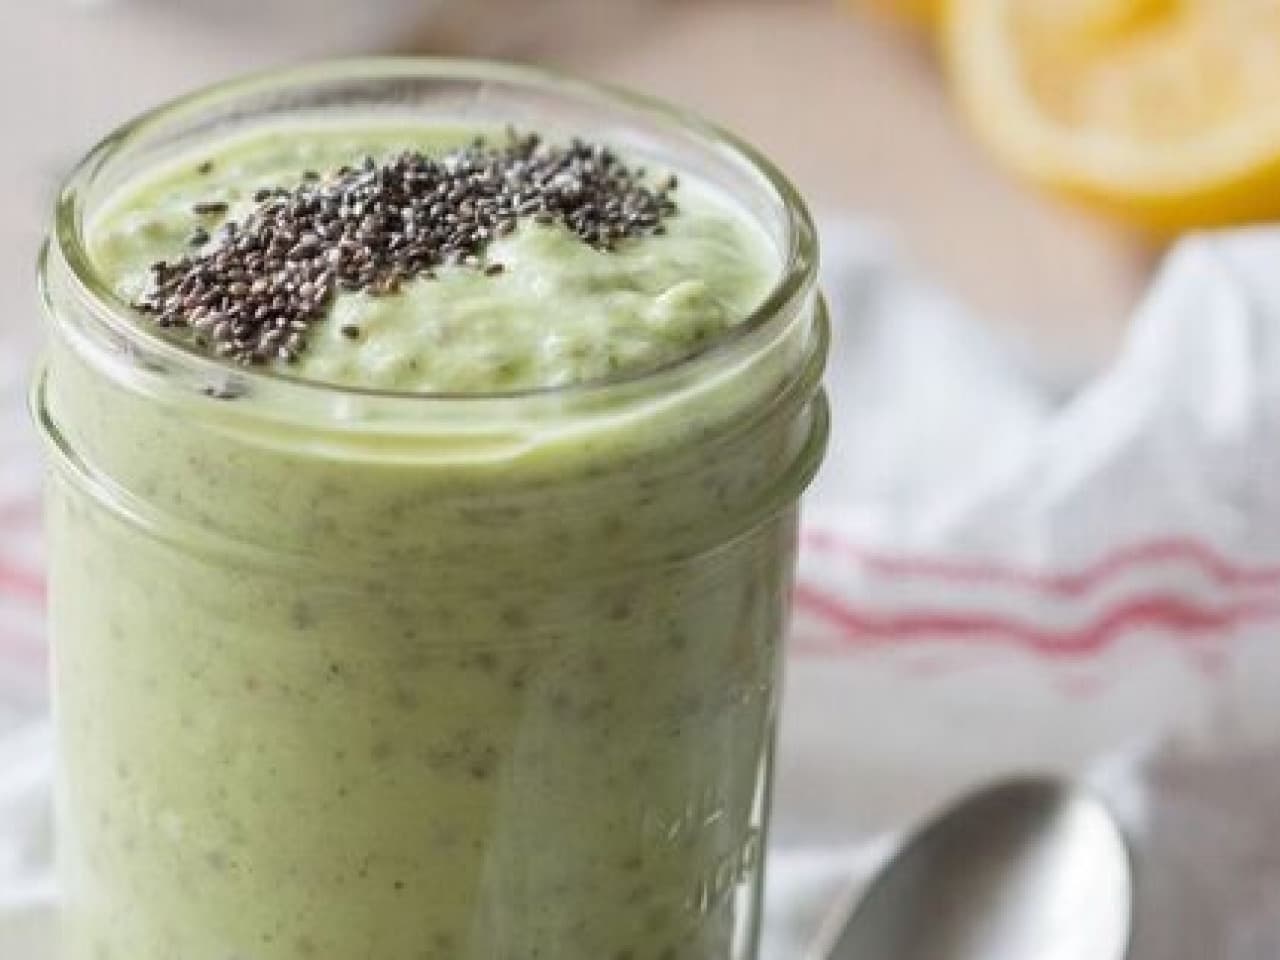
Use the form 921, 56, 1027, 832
48, 56, 818, 405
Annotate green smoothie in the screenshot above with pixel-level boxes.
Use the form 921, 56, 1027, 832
42, 86, 825, 960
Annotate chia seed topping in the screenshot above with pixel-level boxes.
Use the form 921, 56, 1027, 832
135, 130, 680, 366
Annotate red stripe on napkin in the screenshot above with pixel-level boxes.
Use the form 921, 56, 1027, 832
803, 530, 1280, 596
792, 583, 1280, 657
0, 562, 44, 604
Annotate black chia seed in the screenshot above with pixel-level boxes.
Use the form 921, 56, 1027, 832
135, 130, 680, 365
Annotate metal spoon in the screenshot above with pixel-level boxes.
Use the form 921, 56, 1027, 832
812, 777, 1132, 960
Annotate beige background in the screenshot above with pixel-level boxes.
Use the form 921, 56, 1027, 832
1, 0, 1152, 371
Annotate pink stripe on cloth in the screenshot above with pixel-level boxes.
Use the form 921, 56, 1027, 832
0, 456, 47, 695
791, 582, 1280, 659
803, 529, 1280, 596
0, 563, 44, 606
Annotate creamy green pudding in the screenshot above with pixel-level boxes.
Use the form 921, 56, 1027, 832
92, 124, 774, 393
42, 73, 825, 960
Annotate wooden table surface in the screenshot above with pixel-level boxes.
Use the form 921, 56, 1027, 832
2, 0, 1153, 372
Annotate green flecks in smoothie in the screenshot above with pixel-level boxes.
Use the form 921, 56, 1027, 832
291, 600, 315, 630
393, 687, 419, 712
87, 123, 778, 392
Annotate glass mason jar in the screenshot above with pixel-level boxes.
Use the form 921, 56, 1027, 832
35, 60, 828, 960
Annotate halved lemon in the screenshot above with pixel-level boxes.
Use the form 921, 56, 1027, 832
945, 0, 1280, 232
852, 0, 941, 29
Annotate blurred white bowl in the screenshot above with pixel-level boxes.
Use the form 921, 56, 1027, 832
71, 0, 447, 53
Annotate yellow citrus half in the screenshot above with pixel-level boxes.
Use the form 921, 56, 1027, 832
945, 0, 1280, 232
850, 0, 941, 30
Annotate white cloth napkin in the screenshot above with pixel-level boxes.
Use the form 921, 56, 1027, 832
7, 222, 1280, 958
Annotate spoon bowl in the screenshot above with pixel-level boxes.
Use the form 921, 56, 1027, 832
814, 777, 1132, 960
